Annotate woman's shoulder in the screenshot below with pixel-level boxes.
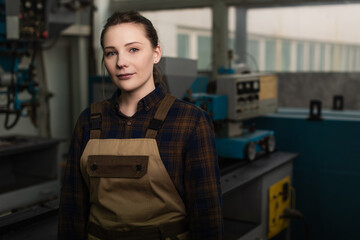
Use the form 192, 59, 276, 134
173, 97, 204, 112
171, 97, 212, 123
76, 99, 112, 125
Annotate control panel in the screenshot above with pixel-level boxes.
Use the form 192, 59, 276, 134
217, 73, 278, 120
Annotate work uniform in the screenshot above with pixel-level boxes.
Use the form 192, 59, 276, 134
59, 84, 223, 239
81, 95, 188, 239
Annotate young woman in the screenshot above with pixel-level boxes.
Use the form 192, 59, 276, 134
58, 11, 223, 240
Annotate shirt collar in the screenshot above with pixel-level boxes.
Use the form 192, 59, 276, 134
110, 82, 167, 115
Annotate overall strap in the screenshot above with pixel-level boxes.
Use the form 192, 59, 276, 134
145, 94, 176, 139
90, 102, 102, 139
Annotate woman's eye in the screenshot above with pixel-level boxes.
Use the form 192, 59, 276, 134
130, 48, 139, 53
105, 51, 116, 57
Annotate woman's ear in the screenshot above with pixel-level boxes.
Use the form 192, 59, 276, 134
154, 45, 162, 64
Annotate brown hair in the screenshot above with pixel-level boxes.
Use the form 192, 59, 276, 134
101, 11, 162, 84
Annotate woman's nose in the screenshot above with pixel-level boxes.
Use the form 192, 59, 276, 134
116, 56, 127, 68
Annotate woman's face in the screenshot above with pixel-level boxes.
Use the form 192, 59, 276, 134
103, 23, 161, 95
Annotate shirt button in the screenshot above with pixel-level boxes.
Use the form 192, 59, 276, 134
145, 106, 150, 111
127, 121, 132, 126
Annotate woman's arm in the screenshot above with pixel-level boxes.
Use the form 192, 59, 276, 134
184, 110, 224, 239
58, 112, 90, 240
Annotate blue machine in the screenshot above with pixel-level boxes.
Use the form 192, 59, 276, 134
215, 130, 275, 160
189, 73, 277, 161
191, 93, 227, 121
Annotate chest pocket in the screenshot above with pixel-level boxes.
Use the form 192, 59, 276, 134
86, 155, 148, 178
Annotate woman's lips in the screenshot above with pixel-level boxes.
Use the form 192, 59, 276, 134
116, 73, 134, 80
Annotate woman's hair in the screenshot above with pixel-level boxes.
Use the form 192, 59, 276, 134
100, 11, 162, 84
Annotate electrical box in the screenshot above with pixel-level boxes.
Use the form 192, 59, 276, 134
217, 73, 278, 121
267, 176, 291, 239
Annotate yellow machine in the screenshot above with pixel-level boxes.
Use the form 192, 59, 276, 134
267, 176, 291, 239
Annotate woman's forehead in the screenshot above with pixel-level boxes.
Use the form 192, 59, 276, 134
103, 23, 148, 44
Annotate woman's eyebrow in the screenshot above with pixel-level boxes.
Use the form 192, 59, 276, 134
125, 41, 143, 46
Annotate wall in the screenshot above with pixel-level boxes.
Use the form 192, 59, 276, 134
277, 72, 360, 110
248, 4, 360, 45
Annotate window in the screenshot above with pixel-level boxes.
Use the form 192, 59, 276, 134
281, 40, 291, 71
319, 44, 326, 71
356, 47, 360, 71
247, 39, 260, 71
345, 46, 350, 71
229, 38, 235, 51
309, 43, 316, 71
177, 33, 190, 58
353, 46, 358, 71
297, 43, 304, 71
265, 39, 276, 71
197, 35, 212, 70
330, 45, 336, 71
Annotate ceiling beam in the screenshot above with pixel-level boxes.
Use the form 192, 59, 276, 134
225, 0, 356, 8
109, 0, 357, 12
109, 0, 214, 12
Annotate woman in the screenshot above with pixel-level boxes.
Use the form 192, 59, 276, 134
59, 11, 223, 240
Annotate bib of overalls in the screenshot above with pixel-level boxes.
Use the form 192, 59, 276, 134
79, 95, 187, 239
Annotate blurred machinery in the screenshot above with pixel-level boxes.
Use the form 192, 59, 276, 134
157, 57, 197, 99
0, 0, 79, 129
0, 1, 78, 234
187, 71, 278, 161
0, 0, 48, 129
0, 0, 61, 218
214, 73, 277, 160
155, 57, 278, 161
217, 74, 277, 121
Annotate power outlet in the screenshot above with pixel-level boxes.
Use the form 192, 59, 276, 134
267, 176, 291, 239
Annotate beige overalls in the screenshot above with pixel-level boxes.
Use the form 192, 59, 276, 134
80, 95, 189, 240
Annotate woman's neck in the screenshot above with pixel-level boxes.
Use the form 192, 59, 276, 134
118, 94, 138, 117
118, 86, 155, 117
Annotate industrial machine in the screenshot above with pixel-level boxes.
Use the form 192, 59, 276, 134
0, 0, 79, 228
0, 0, 60, 217
0, 0, 78, 129
187, 72, 278, 161
214, 73, 277, 160
0, 0, 48, 129
217, 73, 278, 121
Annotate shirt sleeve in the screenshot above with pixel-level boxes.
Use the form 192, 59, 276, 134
58, 111, 90, 240
184, 110, 224, 239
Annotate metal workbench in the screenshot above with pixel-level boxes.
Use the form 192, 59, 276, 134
221, 151, 297, 240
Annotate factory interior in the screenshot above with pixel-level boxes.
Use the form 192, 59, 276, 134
1, 0, 360, 239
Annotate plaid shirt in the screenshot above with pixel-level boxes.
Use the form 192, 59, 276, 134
58, 84, 223, 239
